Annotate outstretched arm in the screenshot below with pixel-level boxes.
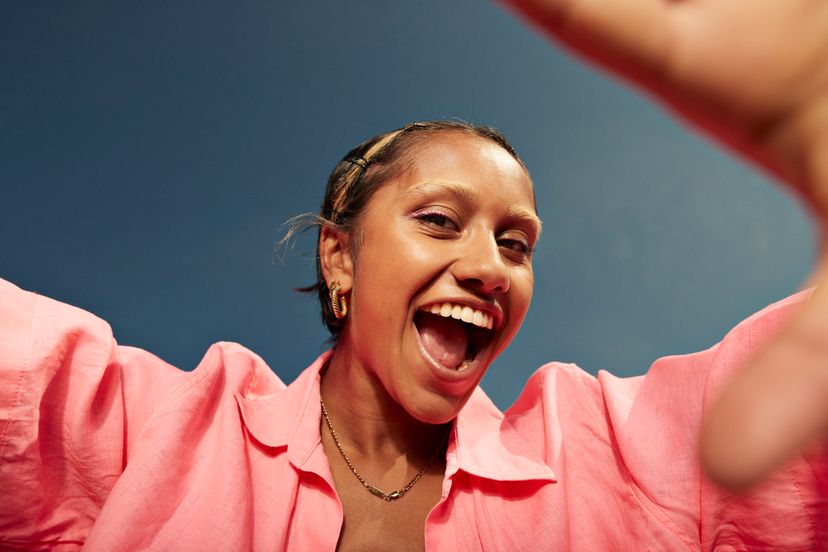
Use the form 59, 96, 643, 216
501, 0, 828, 487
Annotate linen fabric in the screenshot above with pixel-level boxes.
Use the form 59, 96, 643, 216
0, 277, 826, 550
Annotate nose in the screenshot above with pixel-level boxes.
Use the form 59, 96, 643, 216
451, 231, 510, 296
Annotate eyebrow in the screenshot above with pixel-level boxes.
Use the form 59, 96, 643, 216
403, 181, 543, 238
402, 181, 481, 204
508, 205, 543, 239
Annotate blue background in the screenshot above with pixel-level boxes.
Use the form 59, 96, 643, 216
0, 1, 814, 409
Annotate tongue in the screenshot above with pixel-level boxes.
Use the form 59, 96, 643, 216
417, 313, 469, 369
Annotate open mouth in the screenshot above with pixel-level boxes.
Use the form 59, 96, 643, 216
413, 303, 496, 372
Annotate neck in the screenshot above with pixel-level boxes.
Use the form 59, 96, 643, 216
320, 342, 449, 461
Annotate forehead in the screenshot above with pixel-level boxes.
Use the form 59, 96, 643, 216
389, 132, 535, 208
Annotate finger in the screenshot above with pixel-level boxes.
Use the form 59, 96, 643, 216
701, 278, 828, 489
502, 0, 672, 84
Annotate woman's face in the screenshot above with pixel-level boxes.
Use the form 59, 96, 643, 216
340, 131, 539, 423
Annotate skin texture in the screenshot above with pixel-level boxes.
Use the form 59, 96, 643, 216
501, 0, 828, 487
317, 132, 540, 550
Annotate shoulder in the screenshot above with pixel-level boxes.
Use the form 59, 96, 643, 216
0, 277, 114, 372
496, 291, 814, 547
0, 276, 288, 440
119, 341, 285, 445
501, 291, 811, 477
506, 288, 812, 435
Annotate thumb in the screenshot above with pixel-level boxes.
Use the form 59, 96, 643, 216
701, 274, 828, 489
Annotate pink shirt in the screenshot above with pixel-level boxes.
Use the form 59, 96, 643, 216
1, 276, 826, 550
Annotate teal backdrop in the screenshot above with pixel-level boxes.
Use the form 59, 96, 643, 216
0, 1, 814, 409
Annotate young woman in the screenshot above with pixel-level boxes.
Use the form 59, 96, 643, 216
2, 1, 828, 551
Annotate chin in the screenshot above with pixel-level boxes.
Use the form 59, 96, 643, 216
402, 389, 473, 425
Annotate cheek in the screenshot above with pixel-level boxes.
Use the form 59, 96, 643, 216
351, 242, 409, 326
524, 273, 535, 308
513, 269, 534, 311
506, 271, 534, 335
358, 225, 443, 292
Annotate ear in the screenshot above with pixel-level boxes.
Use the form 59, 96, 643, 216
319, 226, 354, 293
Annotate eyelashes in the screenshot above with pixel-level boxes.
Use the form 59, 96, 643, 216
413, 210, 459, 231
412, 209, 534, 258
499, 239, 535, 256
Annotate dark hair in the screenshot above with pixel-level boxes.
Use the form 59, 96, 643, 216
283, 120, 528, 339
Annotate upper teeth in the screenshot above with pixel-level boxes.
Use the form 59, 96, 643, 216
424, 302, 493, 329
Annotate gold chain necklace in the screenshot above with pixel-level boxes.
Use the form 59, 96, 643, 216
320, 399, 445, 501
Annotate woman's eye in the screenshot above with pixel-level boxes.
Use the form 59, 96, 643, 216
415, 211, 459, 231
499, 238, 534, 257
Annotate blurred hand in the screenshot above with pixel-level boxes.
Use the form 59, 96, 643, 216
501, 0, 828, 487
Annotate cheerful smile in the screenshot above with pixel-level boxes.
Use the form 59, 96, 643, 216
413, 301, 499, 376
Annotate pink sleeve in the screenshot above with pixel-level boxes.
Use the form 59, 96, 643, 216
0, 279, 186, 549
505, 290, 827, 549
603, 290, 828, 549
695, 291, 828, 548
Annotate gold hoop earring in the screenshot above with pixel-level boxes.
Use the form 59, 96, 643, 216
329, 281, 348, 320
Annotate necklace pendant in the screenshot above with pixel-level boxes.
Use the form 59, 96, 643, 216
367, 485, 389, 500
367, 484, 403, 501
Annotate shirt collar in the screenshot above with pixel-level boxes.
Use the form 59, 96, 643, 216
233, 350, 329, 469
235, 351, 555, 483
449, 386, 556, 483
